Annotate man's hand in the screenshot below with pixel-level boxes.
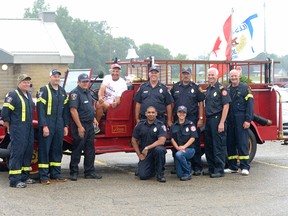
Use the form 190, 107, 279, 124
43, 126, 49, 137
78, 126, 85, 138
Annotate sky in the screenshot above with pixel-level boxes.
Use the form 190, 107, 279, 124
0, 0, 287, 59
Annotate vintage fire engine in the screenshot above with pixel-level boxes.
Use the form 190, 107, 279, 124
0, 58, 287, 172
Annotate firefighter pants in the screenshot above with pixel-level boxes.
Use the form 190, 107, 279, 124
69, 122, 95, 176
227, 114, 250, 170
138, 146, 167, 180
38, 125, 64, 182
204, 115, 227, 174
9, 122, 34, 186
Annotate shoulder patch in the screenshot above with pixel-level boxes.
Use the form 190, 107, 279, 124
37, 91, 43, 98
161, 125, 167, 132
71, 93, 77, 100
222, 90, 228, 96
6, 96, 13, 103
191, 126, 196, 132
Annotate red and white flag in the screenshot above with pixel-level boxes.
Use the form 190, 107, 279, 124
210, 5, 264, 64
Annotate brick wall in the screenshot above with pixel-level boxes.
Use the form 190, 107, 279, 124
0, 64, 69, 107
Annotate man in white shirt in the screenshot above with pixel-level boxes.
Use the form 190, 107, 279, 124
96, 63, 127, 125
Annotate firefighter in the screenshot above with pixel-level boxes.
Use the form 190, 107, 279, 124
170, 106, 198, 181
170, 68, 205, 176
225, 68, 254, 176
69, 73, 102, 181
1, 74, 36, 188
204, 68, 231, 178
134, 66, 173, 127
36, 69, 70, 184
131, 106, 167, 183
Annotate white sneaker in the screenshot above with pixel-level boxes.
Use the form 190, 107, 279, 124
241, 169, 249, 176
224, 168, 238, 174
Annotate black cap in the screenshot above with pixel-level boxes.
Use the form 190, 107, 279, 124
177, 105, 187, 113
149, 66, 159, 73
50, 69, 61, 76
78, 73, 89, 82
182, 68, 191, 74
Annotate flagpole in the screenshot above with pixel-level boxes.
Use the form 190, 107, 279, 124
263, 1, 267, 58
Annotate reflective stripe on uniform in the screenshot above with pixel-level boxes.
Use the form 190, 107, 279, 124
50, 162, 61, 167
46, 85, 52, 115
3, 102, 15, 110
15, 90, 26, 121
38, 164, 49, 168
9, 169, 22, 175
238, 155, 249, 160
36, 97, 47, 104
245, 94, 254, 101
228, 155, 249, 160
64, 95, 69, 105
22, 166, 32, 171
227, 155, 238, 160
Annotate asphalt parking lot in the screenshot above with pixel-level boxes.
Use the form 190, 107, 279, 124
0, 140, 288, 216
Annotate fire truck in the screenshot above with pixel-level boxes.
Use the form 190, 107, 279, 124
0, 58, 287, 172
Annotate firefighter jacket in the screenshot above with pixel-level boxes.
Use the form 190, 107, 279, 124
36, 83, 70, 128
1, 87, 34, 124
227, 82, 254, 122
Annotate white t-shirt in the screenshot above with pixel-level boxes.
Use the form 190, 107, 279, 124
102, 75, 127, 104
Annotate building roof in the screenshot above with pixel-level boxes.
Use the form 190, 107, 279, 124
0, 12, 74, 64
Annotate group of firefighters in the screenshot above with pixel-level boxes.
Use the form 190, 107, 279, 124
1, 63, 254, 188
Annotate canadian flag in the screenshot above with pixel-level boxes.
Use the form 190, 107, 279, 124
209, 15, 232, 76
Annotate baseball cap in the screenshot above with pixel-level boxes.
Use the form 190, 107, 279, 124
149, 66, 159, 73
111, 63, 121, 70
18, 74, 31, 82
78, 73, 89, 82
177, 105, 187, 113
182, 68, 191, 74
50, 69, 61, 76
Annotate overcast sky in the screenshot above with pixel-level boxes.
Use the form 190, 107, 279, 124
0, 0, 286, 59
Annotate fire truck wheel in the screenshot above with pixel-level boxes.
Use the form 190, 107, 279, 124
248, 129, 257, 163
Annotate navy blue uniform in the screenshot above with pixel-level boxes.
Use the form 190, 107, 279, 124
69, 86, 96, 176
1, 88, 34, 186
204, 82, 231, 175
134, 81, 173, 123
171, 81, 205, 172
227, 82, 254, 170
132, 119, 167, 180
170, 120, 198, 178
36, 83, 70, 181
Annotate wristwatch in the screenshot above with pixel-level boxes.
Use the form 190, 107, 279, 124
144, 147, 149, 151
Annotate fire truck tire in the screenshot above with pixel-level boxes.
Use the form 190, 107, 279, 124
248, 129, 257, 163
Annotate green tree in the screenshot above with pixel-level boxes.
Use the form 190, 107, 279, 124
138, 43, 173, 60
24, 0, 50, 18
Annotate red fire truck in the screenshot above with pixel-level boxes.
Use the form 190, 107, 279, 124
0, 58, 287, 172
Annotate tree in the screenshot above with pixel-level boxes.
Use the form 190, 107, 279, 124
24, 0, 50, 18
138, 44, 173, 60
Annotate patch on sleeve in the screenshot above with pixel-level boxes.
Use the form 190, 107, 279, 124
190, 126, 196, 132
71, 93, 77, 100
161, 125, 167, 132
222, 90, 228, 96
6, 96, 13, 103
37, 91, 43, 98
